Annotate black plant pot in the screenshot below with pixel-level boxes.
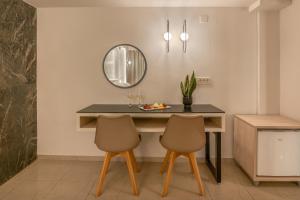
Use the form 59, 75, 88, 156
183, 96, 193, 108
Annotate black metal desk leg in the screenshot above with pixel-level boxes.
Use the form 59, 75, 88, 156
215, 132, 222, 183
205, 132, 210, 161
205, 132, 222, 183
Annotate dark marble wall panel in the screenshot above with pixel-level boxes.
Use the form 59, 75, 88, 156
0, 0, 37, 184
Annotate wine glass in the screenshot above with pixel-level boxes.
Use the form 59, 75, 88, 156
127, 90, 134, 107
136, 87, 145, 107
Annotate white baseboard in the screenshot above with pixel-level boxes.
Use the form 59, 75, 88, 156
38, 154, 233, 163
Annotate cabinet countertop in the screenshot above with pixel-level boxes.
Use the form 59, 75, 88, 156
235, 115, 300, 129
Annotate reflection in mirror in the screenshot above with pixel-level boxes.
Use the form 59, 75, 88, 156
103, 45, 147, 88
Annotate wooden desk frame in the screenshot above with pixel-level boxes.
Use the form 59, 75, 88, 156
76, 110, 225, 183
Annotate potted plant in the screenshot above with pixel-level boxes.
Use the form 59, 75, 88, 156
180, 71, 197, 107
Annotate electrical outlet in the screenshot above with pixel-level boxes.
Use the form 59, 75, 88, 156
196, 77, 210, 85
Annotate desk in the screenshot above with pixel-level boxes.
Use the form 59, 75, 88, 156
77, 104, 226, 183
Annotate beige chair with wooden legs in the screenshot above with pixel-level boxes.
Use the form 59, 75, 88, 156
160, 115, 206, 197
94, 115, 140, 197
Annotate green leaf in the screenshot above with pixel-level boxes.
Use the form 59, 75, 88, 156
184, 75, 189, 94
180, 82, 185, 96
191, 71, 195, 82
189, 79, 196, 97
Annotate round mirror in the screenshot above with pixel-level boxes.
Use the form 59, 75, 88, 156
103, 44, 147, 88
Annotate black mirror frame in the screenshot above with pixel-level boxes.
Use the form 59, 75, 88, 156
102, 44, 147, 89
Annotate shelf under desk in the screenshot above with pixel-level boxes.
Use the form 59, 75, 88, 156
78, 116, 224, 133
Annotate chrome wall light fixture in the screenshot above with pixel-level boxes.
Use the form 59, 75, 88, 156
180, 19, 189, 53
163, 19, 189, 53
163, 19, 172, 52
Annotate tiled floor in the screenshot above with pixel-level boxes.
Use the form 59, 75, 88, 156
0, 159, 299, 200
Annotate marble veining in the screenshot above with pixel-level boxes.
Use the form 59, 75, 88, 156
0, 0, 36, 185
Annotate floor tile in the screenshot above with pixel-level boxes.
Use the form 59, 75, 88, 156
15, 160, 71, 181
61, 161, 99, 182
44, 179, 94, 200
2, 180, 56, 200
1, 159, 299, 200
0, 179, 18, 199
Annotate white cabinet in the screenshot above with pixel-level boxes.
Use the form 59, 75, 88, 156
234, 115, 300, 184
257, 130, 300, 176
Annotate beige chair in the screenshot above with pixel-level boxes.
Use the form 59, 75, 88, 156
94, 115, 140, 196
160, 115, 206, 197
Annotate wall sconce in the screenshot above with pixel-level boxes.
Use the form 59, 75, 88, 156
180, 20, 189, 53
163, 19, 172, 52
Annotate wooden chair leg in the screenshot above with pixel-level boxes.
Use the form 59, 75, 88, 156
160, 150, 171, 174
188, 155, 195, 174
96, 152, 112, 197
188, 153, 205, 195
182, 153, 194, 174
161, 151, 176, 197
129, 150, 140, 173
123, 151, 139, 195
105, 152, 118, 175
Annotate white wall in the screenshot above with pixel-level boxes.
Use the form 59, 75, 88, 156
280, 1, 300, 121
259, 11, 280, 114
37, 7, 258, 158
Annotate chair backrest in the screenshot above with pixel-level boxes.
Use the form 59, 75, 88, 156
95, 115, 140, 152
160, 115, 206, 153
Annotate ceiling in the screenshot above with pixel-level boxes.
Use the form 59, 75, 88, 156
24, 0, 257, 8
